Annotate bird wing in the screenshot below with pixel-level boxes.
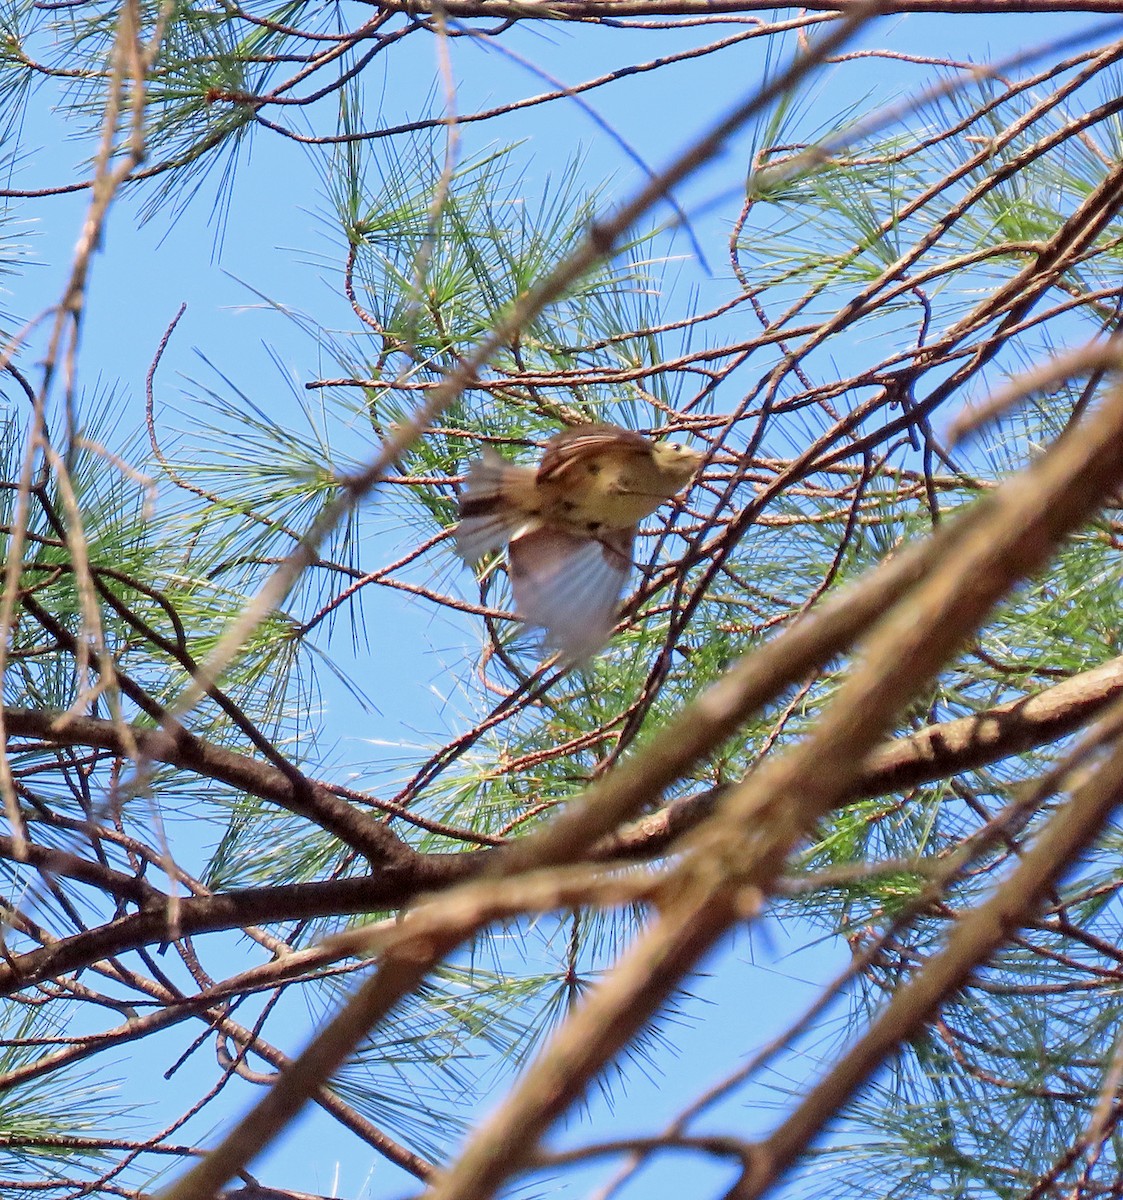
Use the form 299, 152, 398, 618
507, 525, 634, 661
537, 424, 651, 484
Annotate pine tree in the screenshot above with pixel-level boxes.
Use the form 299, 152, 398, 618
3, 4, 1123, 1199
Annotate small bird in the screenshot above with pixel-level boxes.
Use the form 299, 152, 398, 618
455, 424, 703, 660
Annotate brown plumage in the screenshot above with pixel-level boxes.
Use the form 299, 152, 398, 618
455, 424, 703, 660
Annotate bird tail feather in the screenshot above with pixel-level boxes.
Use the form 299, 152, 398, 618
455, 449, 527, 561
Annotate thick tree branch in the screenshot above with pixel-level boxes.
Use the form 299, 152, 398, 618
0, 863, 485, 997
4, 708, 414, 867
606, 654, 1123, 856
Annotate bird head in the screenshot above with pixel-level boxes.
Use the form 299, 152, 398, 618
650, 440, 705, 487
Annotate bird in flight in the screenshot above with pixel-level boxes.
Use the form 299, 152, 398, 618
455, 423, 703, 661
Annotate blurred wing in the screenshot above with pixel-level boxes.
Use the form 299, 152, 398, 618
455, 449, 532, 561
456, 512, 519, 562
508, 526, 634, 661
537, 424, 651, 484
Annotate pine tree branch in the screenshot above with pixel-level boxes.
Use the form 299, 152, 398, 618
4, 708, 420, 867
608, 653, 1123, 856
